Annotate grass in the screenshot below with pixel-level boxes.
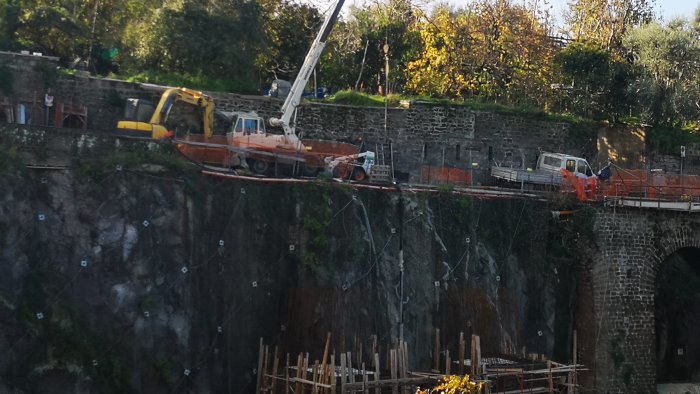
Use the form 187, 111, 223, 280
323, 90, 589, 124
323, 90, 396, 107
647, 126, 700, 154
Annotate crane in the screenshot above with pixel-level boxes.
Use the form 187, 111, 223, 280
172, 0, 375, 181
268, 0, 345, 143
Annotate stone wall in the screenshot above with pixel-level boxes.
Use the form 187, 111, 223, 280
0, 51, 58, 125
52, 74, 600, 183
0, 50, 604, 183
650, 151, 700, 176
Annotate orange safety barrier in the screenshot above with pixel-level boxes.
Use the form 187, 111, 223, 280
560, 169, 598, 202
420, 165, 472, 186
600, 168, 700, 200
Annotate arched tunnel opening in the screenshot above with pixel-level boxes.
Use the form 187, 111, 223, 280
656, 247, 700, 383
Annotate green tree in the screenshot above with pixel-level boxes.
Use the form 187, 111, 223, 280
624, 17, 700, 126
0, 0, 21, 50
552, 42, 633, 120
122, 0, 264, 92
565, 0, 656, 52
256, 0, 321, 83
321, 0, 420, 93
14, 0, 90, 59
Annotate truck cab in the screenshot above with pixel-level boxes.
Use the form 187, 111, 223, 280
229, 112, 266, 136
536, 152, 594, 178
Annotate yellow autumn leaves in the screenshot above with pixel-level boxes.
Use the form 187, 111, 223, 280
416, 375, 484, 394
406, 0, 554, 105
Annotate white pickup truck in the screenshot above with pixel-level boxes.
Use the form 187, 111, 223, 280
491, 152, 596, 189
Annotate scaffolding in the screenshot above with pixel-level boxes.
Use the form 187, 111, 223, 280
255, 330, 584, 394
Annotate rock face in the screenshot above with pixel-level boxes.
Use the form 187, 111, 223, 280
0, 132, 589, 392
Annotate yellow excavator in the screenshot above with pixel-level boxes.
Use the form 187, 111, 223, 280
116, 87, 214, 139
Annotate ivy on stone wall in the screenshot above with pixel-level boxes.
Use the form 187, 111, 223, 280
0, 61, 13, 94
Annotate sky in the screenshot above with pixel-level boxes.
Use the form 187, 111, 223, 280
545, 0, 699, 28
319, 0, 700, 29
306, 0, 700, 37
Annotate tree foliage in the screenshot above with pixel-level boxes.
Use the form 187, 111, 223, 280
256, 0, 321, 82
624, 18, 700, 126
552, 41, 633, 120
565, 0, 655, 51
122, 0, 264, 92
0, 0, 697, 129
321, 0, 419, 93
406, 0, 555, 107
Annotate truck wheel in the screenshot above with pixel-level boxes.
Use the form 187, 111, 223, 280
301, 164, 320, 177
249, 159, 269, 175
332, 166, 343, 179
351, 168, 366, 182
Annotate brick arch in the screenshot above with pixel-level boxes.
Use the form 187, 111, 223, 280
589, 210, 700, 394
652, 227, 700, 269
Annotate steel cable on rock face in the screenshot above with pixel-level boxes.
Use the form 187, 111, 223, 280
343, 193, 401, 289
346, 232, 396, 289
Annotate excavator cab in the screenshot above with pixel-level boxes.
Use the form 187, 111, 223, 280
123, 99, 155, 122
116, 87, 214, 140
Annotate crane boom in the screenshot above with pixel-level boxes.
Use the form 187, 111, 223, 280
269, 0, 345, 141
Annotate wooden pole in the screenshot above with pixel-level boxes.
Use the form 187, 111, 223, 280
302, 353, 309, 394
474, 336, 481, 376
445, 350, 451, 375
296, 353, 303, 394
329, 354, 336, 394
340, 353, 347, 394
263, 345, 270, 393
390, 349, 398, 394
433, 328, 440, 372
358, 341, 363, 369
402, 341, 409, 378
256, 338, 264, 394
285, 353, 290, 394
271, 346, 279, 394
571, 330, 578, 394
320, 333, 331, 393
312, 361, 319, 394
374, 353, 381, 394
347, 351, 355, 393
470, 335, 476, 376
362, 362, 368, 394
459, 332, 465, 376
372, 335, 378, 368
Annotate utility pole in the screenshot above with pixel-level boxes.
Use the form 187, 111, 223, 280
383, 41, 395, 180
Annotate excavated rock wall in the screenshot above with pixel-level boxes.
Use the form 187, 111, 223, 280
0, 125, 588, 392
